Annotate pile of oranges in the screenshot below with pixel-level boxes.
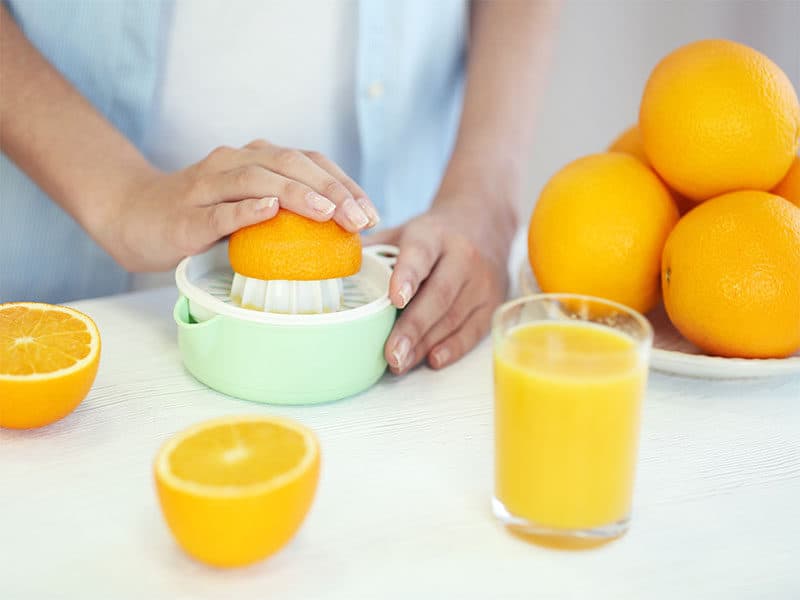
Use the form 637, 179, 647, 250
529, 39, 800, 359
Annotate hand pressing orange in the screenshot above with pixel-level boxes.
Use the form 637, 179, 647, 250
107, 139, 379, 272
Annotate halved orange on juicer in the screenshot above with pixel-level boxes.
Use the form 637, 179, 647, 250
0, 302, 100, 429
228, 209, 363, 313
154, 414, 321, 568
228, 209, 362, 281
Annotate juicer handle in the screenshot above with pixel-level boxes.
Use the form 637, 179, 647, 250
173, 296, 222, 331
363, 244, 399, 269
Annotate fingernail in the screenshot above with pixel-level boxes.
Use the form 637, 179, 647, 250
433, 347, 451, 368
343, 198, 370, 229
307, 192, 335, 215
356, 197, 380, 226
397, 281, 412, 308
391, 336, 411, 369
254, 196, 278, 211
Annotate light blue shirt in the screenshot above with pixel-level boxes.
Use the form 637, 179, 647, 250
0, 0, 467, 303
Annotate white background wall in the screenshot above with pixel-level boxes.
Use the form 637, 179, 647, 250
522, 0, 800, 219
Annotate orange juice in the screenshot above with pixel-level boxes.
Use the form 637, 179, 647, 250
493, 320, 647, 531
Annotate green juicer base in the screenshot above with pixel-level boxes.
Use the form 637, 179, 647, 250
174, 296, 396, 405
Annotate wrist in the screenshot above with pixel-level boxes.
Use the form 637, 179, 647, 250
433, 171, 520, 256
436, 152, 522, 219
429, 193, 518, 276
82, 161, 162, 269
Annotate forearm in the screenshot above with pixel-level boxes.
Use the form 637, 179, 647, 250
0, 5, 156, 242
436, 0, 560, 240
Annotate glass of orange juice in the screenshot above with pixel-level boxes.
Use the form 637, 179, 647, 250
492, 293, 652, 547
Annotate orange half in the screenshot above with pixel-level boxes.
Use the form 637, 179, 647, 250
0, 302, 100, 429
228, 209, 362, 280
154, 414, 321, 568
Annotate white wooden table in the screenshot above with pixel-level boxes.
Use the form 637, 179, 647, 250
1, 285, 798, 600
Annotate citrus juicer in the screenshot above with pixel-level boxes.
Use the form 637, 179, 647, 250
174, 242, 398, 405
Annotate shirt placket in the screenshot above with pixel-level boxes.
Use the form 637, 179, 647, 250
357, 0, 389, 224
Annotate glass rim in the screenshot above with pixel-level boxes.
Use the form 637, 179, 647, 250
492, 292, 654, 349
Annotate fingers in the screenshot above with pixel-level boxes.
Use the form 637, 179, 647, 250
384, 250, 469, 372
211, 166, 337, 222
304, 150, 380, 227
428, 304, 494, 370
184, 196, 280, 252
416, 281, 484, 368
198, 142, 374, 233
245, 145, 371, 232
388, 227, 443, 310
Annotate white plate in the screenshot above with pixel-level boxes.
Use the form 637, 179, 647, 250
516, 260, 800, 379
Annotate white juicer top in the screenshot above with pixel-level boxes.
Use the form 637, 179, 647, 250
176, 242, 397, 325
230, 273, 344, 314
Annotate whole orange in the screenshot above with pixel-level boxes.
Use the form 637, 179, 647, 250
608, 125, 650, 164
608, 124, 696, 215
228, 209, 361, 280
661, 191, 800, 358
528, 153, 679, 313
772, 155, 800, 208
640, 39, 800, 201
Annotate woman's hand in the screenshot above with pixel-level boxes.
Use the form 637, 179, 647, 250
367, 197, 514, 374
107, 139, 380, 271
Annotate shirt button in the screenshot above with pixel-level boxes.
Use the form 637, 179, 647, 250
367, 81, 385, 99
